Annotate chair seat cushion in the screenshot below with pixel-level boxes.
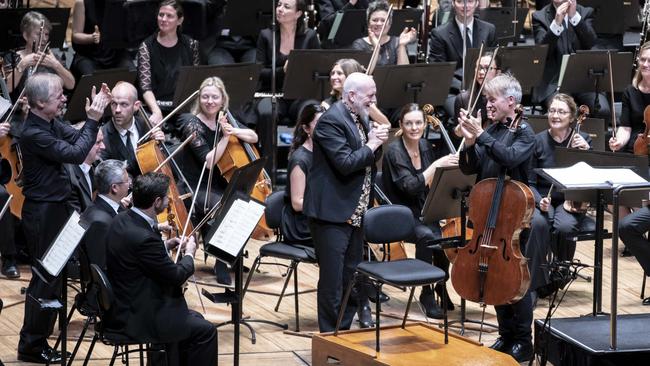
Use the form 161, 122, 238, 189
357, 259, 446, 287
259, 242, 317, 262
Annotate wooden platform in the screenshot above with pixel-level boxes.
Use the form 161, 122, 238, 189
312, 323, 518, 366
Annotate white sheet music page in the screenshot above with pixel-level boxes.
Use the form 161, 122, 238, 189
543, 162, 647, 188
208, 198, 265, 257
41, 211, 86, 276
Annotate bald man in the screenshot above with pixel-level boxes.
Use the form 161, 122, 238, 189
100, 81, 165, 177
303, 73, 389, 332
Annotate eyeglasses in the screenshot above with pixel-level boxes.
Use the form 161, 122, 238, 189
548, 109, 570, 116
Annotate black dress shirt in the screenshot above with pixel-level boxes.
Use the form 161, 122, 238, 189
459, 119, 535, 182
20, 112, 99, 202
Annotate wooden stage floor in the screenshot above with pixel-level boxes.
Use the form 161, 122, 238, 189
1, 210, 649, 365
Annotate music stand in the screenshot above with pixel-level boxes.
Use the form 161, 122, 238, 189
558, 51, 633, 115
478, 7, 528, 45
63, 68, 135, 122
421, 167, 493, 334
581, 0, 626, 35
326, 9, 366, 47
463, 45, 549, 95
222, 0, 273, 37
373, 63, 456, 108
388, 8, 424, 36
282, 50, 372, 100
0, 7, 70, 50
550, 148, 649, 315
172, 63, 261, 112
202, 159, 286, 366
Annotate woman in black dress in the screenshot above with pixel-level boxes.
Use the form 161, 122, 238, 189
351, 0, 416, 66
382, 103, 458, 318
137, 0, 200, 126
179, 76, 258, 285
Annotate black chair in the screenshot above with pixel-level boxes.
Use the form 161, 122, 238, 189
83, 264, 165, 366
242, 191, 317, 332
334, 204, 449, 353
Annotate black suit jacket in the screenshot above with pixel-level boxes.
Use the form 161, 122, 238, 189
65, 163, 94, 213
532, 4, 596, 102
428, 17, 496, 91
100, 116, 149, 177
105, 209, 194, 343
79, 197, 118, 269
303, 101, 380, 223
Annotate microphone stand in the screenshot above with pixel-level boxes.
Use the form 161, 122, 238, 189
270, 0, 278, 188
511, 0, 519, 46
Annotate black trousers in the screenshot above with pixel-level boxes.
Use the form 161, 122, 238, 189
160, 310, 217, 366
70, 52, 134, 80
550, 204, 595, 262
495, 208, 551, 343
19, 199, 72, 353
0, 186, 16, 259
619, 206, 650, 274
309, 218, 364, 332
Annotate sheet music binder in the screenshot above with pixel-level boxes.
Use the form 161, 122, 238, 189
37, 211, 87, 278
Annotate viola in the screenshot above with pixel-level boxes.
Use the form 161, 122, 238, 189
633, 105, 650, 156
450, 106, 535, 306
563, 105, 590, 214
217, 110, 273, 240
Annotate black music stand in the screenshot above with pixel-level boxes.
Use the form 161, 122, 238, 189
463, 45, 549, 96
282, 50, 372, 101
202, 159, 287, 366
0, 7, 69, 50
63, 68, 135, 122
222, 0, 273, 37
479, 7, 528, 45
172, 63, 261, 112
373, 62, 456, 108
558, 51, 633, 116
581, 0, 626, 35
326, 8, 424, 47
548, 148, 649, 315
388, 8, 423, 36
420, 167, 494, 335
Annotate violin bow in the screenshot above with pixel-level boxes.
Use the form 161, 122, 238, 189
608, 51, 617, 140
3, 43, 51, 124
466, 42, 485, 112
153, 133, 195, 173
0, 194, 12, 221
137, 89, 199, 144
366, 4, 394, 76
204, 111, 224, 213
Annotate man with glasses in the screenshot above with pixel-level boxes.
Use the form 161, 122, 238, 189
101, 81, 165, 178
78, 159, 131, 269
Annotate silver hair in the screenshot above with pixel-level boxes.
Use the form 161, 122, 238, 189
483, 74, 522, 104
94, 159, 128, 195
25, 73, 62, 109
342, 72, 373, 100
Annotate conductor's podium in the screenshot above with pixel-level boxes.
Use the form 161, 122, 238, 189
312, 323, 518, 366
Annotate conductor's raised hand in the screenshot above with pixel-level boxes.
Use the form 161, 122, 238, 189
85, 83, 112, 121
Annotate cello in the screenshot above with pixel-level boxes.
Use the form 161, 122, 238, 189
217, 110, 273, 240
633, 105, 650, 156
450, 106, 535, 306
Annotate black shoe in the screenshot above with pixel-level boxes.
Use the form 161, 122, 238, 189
434, 283, 455, 311
419, 293, 443, 319
621, 247, 633, 257
357, 304, 375, 328
1, 259, 20, 279
214, 262, 232, 286
17, 348, 69, 364
489, 337, 512, 353
643, 297, 650, 306
508, 341, 534, 363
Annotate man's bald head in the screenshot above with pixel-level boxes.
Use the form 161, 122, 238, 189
110, 81, 141, 128
342, 73, 376, 119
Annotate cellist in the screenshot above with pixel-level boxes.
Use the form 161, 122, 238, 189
178, 76, 258, 285
457, 74, 548, 363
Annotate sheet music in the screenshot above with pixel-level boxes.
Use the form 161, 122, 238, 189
41, 211, 86, 276
0, 96, 11, 118
208, 199, 265, 257
542, 162, 647, 188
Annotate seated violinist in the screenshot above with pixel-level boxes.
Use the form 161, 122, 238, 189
381, 103, 458, 318
105, 172, 217, 365
4, 11, 75, 101
100, 81, 165, 178
528, 93, 593, 268
178, 76, 258, 285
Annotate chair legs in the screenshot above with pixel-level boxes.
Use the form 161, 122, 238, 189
68, 315, 95, 365
82, 334, 98, 366
642, 271, 647, 299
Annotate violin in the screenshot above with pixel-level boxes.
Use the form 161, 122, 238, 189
563, 105, 590, 214
450, 106, 535, 306
0, 130, 24, 219
217, 110, 273, 240
633, 105, 650, 156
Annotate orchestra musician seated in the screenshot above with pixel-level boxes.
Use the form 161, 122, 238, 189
137, 0, 200, 126
105, 172, 217, 365
0, 156, 19, 279
382, 103, 459, 318
351, 0, 417, 66
65, 128, 105, 214
179, 76, 258, 286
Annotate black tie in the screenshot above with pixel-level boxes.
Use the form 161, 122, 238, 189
465, 27, 472, 50
125, 130, 137, 163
